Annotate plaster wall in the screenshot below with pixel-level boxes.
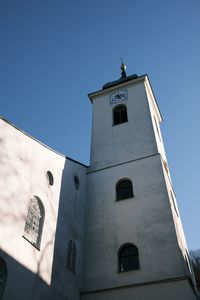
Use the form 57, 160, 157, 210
81, 278, 197, 300
49, 158, 87, 300
83, 154, 186, 292
161, 165, 199, 290
144, 80, 193, 274
90, 80, 158, 171
0, 118, 87, 300
144, 79, 167, 164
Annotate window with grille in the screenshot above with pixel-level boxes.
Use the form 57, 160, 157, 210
23, 196, 45, 250
113, 105, 128, 125
67, 240, 76, 273
0, 258, 7, 300
118, 244, 139, 272
116, 179, 133, 201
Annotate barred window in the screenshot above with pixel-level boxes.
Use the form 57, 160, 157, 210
119, 244, 139, 272
116, 179, 133, 201
0, 258, 7, 300
23, 196, 45, 250
67, 240, 76, 273
113, 105, 128, 125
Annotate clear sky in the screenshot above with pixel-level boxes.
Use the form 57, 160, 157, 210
0, 0, 200, 250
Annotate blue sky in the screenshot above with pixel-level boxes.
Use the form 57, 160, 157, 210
0, 0, 200, 250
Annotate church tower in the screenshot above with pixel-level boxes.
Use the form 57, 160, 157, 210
81, 65, 198, 300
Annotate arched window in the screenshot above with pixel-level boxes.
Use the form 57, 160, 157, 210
113, 105, 128, 125
118, 243, 139, 272
116, 179, 133, 200
0, 258, 7, 300
23, 196, 45, 250
66, 240, 76, 273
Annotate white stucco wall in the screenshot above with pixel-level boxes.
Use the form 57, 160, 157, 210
89, 78, 158, 171
83, 155, 186, 292
81, 278, 197, 300
0, 117, 87, 300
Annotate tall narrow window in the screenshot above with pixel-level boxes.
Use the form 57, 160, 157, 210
116, 179, 133, 200
67, 240, 76, 273
47, 170, 54, 186
0, 258, 7, 300
23, 196, 45, 250
74, 176, 80, 190
118, 243, 139, 272
113, 104, 128, 125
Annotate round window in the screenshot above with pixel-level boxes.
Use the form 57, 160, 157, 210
47, 171, 54, 186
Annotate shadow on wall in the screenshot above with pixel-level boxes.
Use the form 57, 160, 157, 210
0, 249, 49, 300
0, 138, 85, 300
50, 159, 85, 300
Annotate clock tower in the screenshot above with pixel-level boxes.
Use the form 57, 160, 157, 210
81, 65, 198, 299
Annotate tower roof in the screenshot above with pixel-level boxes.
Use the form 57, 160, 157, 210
103, 73, 138, 90
103, 62, 138, 89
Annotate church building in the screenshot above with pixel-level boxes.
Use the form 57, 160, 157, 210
0, 65, 198, 300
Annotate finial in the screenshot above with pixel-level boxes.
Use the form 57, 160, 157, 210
120, 58, 127, 78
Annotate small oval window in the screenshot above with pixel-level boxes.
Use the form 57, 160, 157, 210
47, 171, 54, 186
74, 176, 79, 190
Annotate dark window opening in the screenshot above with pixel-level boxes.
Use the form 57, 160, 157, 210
74, 176, 79, 190
67, 240, 76, 273
113, 105, 128, 125
119, 244, 139, 272
116, 179, 133, 201
47, 171, 54, 186
0, 258, 7, 299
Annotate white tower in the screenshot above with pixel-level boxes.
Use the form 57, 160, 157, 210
81, 65, 198, 300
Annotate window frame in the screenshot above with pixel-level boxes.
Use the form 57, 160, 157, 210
23, 196, 45, 250
118, 243, 140, 272
116, 178, 134, 201
113, 104, 128, 126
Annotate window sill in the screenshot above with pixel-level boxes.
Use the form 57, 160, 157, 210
112, 121, 128, 127
22, 235, 40, 251
118, 268, 140, 273
116, 196, 134, 202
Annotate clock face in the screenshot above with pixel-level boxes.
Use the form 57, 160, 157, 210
110, 89, 128, 104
